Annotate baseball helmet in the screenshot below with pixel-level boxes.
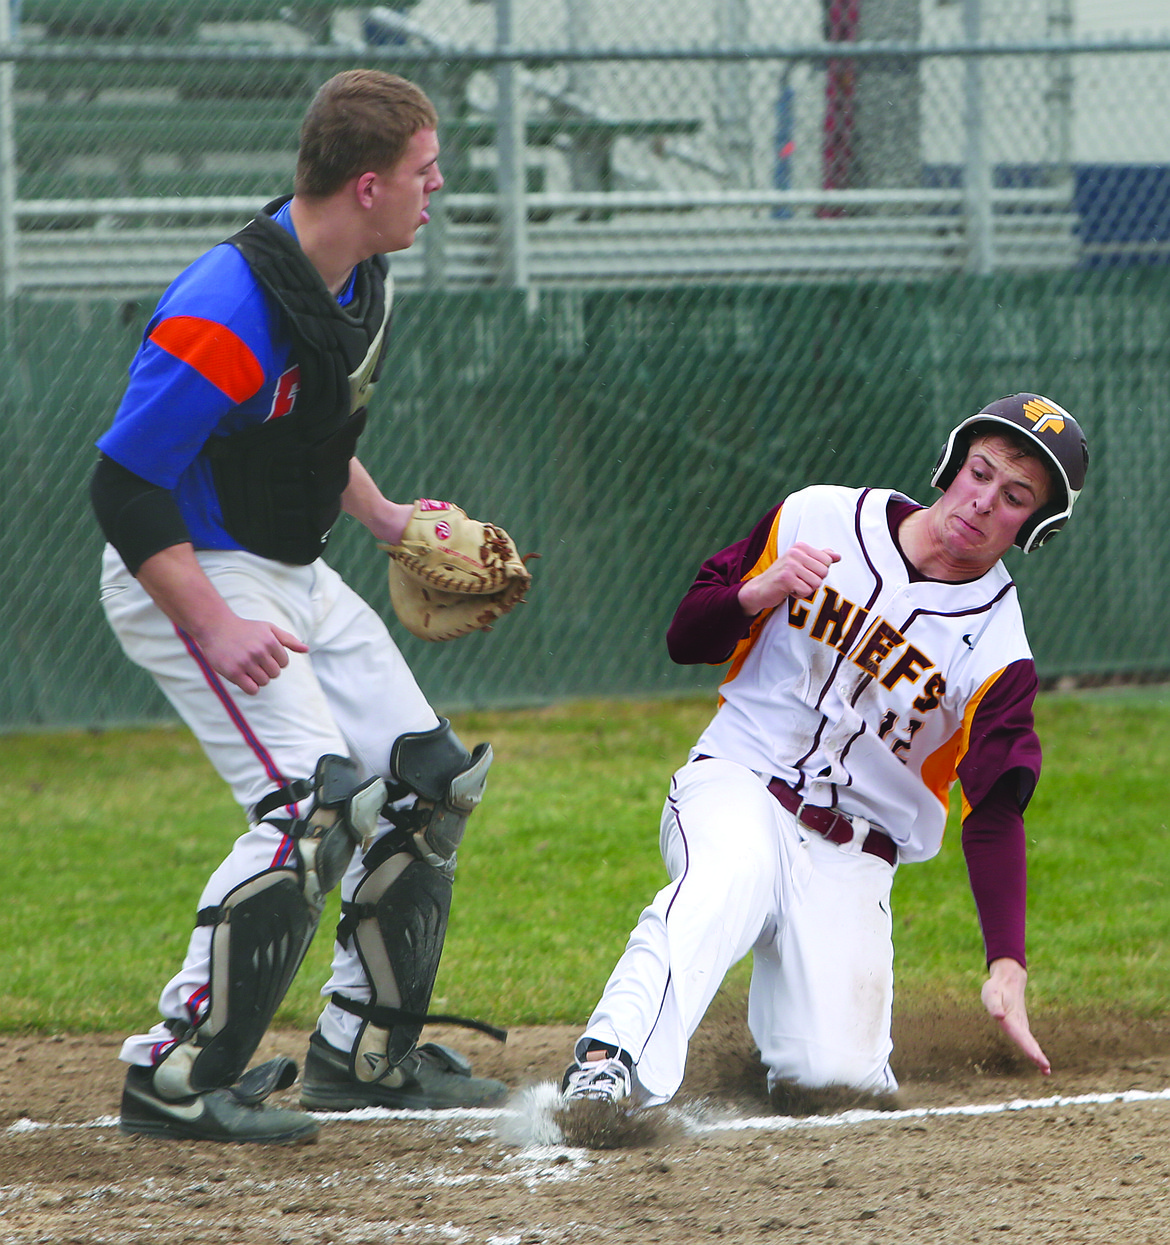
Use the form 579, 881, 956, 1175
930, 393, 1089, 553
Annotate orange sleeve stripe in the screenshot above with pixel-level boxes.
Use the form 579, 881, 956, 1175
720, 506, 784, 697
956, 667, 1006, 821
149, 315, 265, 405
920, 728, 961, 810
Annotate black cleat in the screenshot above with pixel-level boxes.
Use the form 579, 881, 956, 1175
299, 1031, 509, 1111
119, 1064, 319, 1145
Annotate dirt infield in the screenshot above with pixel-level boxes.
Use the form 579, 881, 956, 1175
4, 1001, 1170, 1244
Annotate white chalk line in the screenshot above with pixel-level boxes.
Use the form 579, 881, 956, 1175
7, 1083, 1170, 1140
5, 1085, 1170, 1219
683, 1084, 1170, 1133
2, 1106, 500, 1135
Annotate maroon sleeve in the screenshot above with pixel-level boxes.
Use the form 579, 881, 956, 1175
957, 660, 1042, 969
666, 505, 782, 665
961, 774, 1028, 968
956, 659, 1042, 811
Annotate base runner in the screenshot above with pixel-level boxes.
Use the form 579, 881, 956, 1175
559, 394, 1088, 1121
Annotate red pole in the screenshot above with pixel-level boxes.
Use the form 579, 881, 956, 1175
821, 0, 861, 215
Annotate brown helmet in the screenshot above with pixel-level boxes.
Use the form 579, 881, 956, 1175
930, 393, 1089, 553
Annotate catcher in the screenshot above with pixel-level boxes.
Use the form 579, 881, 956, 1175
89, 71, 529, 1146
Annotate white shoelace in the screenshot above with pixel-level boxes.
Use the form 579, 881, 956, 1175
563, 1057, 631, 1102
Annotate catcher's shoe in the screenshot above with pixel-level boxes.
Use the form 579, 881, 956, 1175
119, 1064, 319, 1145
298, 1031, 509, 1111
560, 1053, 633, 1105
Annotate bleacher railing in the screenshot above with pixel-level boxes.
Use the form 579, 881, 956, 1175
3, 4, 1170, 295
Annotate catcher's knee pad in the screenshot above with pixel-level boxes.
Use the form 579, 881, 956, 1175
292, 754, 387, 913
154, 868, 318, 1098
389, 718, 493, 872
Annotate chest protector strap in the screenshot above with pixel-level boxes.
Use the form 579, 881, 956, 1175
204, 196, 392, 564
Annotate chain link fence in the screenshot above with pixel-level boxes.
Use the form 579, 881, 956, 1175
3, 1, 1170, 728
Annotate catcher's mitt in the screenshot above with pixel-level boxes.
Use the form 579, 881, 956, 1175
380, 499, 533, 641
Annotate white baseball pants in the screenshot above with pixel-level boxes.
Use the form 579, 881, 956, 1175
99, 545, 439, 1066
580, 756, 898, 1104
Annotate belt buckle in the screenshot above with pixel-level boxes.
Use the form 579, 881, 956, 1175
794, 796, 816, 834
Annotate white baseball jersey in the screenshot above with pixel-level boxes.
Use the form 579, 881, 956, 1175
695, 485, 1034, 864
579, 484, 1041, 1102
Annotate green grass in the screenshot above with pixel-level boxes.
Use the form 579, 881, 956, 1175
892, 688, 1170, 1016
4, 688, 1170, 1034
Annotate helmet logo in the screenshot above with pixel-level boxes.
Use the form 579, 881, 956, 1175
1021, 397, 1066, 436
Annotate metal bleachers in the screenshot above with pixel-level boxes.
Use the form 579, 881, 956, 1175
5, 1, 1083, 295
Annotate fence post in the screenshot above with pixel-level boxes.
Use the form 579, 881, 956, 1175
495, 0, 529, 290
0, 0, 17, 302
1044, 0, 1074, 194
963, 0, 994, 274
717, 0, 753, 187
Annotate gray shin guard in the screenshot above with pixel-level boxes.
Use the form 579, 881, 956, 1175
155, 756, 386, 1099
155, 868, 317, 1098
339, 720, 493, 1083
348, 851, 455, 1081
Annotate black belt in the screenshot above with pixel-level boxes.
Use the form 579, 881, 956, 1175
694, 756, 897, 866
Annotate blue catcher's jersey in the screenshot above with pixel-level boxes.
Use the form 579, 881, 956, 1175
97, 201, 357, 550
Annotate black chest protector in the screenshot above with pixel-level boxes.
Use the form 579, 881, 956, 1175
203, 196, 392, 565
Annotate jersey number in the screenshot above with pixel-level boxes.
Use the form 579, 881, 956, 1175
877, 711, 923, 761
